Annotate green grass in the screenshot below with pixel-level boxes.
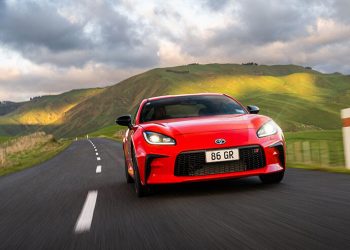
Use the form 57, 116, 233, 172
0, 135, 11, 144
289, 164, 350, 174
88, 125, 125, 141
0, 139, 72, 176
285, 130, 343, 141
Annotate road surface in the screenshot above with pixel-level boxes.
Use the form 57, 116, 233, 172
0, 138, 350, 249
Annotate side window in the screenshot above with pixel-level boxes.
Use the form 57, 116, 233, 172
139, 102, 155, 123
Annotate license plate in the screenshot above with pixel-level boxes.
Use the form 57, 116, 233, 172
205, 148, 239, 163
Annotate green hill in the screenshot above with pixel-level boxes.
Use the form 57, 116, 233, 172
0, 64, 349, 137
0, 88, 103, 136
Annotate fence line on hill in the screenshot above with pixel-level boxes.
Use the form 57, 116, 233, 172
287, 140, 345, 167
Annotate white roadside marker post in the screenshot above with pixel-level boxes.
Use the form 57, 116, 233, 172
341, 108, 350, 169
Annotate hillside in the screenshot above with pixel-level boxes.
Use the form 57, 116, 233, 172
0, 88, 103, 136
0, 64, 349, 137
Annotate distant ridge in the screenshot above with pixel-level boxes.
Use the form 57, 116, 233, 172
0, 101, 23, 116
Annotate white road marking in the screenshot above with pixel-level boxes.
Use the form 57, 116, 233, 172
96, 152, 99, 156
88, 139, 96, 149
95, 149, 97, 151
97, 157, 101, 161
88, 140, 96, 149
74, 191, 98, 233
96, 165, 102, 173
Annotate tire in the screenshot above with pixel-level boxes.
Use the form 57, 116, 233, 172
259, 170, 284, 184
124, 159, 134, 184
131, 147, 150, 197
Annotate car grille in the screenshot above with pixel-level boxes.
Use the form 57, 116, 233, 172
174, 145, 265, 176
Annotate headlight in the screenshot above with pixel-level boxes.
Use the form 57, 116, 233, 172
143, 131, 176, 145
257, 120, 279, 138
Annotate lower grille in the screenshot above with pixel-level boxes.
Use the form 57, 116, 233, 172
174, 145, 265, 176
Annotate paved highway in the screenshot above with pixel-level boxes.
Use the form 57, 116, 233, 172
1, 138, 350, 249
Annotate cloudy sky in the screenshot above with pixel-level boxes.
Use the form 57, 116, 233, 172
0, 0, 350, 101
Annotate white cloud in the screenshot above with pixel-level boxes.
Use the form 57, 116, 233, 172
0, 0, 350, 101
157, 40, 194, 66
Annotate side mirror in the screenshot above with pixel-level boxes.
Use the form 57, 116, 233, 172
247, 105, 260, 114
116, 115, 132, 128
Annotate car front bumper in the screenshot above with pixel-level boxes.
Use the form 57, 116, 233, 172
134, 129, 286, 185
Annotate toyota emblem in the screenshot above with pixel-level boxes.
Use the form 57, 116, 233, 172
215, 139, 226, 145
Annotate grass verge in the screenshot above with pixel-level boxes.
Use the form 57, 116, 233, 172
285, 130, 343, 141
0, 139, 72, 176
88, 125, 125, 141
288, 164, 350, 174
0, 135, 11, 144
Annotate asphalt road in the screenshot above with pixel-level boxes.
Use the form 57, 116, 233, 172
1, 138, 350, 250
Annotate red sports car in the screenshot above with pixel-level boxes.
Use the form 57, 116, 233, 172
116, 93, 285, 196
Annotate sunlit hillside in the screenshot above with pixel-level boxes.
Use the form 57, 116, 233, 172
0, 64, 349, 137
56, 64, 349, 136
0, 88, 103, 136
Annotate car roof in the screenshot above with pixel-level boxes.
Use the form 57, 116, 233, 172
146, 93, 225, 102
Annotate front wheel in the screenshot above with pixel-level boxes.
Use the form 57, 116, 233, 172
124, 159, 134, 184
259, 171, 284, 184
131, 148, 150, 197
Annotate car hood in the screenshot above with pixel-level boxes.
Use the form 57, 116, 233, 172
140, 114, 270, 135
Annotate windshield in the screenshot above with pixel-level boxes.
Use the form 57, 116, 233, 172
140, 95, 247, 123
